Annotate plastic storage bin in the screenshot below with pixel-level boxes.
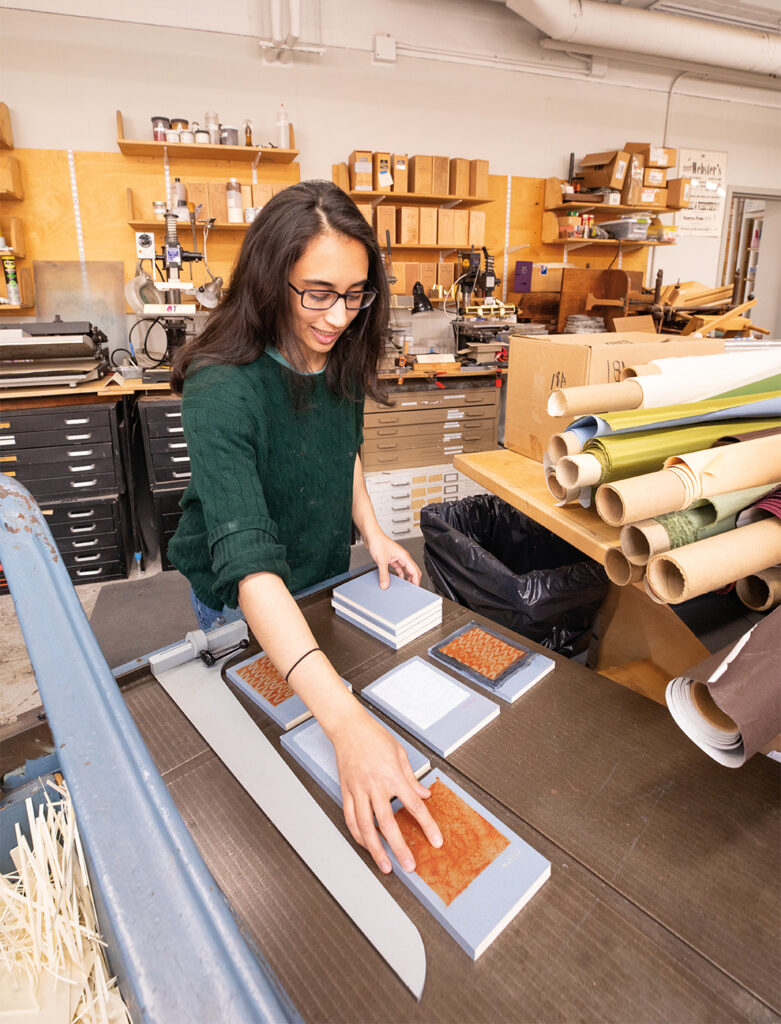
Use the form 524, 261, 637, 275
600, 216, 649, 241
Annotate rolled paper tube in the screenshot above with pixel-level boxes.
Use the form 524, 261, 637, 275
646, 518, 781, 604
604, 546, 645, 586
556, 452, 602, 489
620, 362, 663, 380
596, 470, 689, 527
643, 573, 668, 605
548, 430, 582, 462
620, 519, 671, 565
543, 453, 581, 505
735, 566, 781, 612
665, 434, 781, 501
547, 379, 644, 418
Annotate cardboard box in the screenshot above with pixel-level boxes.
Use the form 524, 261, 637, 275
391, 154, 408, 193
252, 183, 274, 207
437, 208, 455, 246
187, 182, 210, 217
409, 155, 433, 194
638, 187, 668, 208
620, 153, 645, 206
504, 333, 725, 462
372, 152, 393, 192
468, 209, 486, 247
449, 158, 470, 196
469, 159, 489, 197
348, 149, 373, 191
579, 151, 630, 190
437, 262, 456, 291
355, 202, 373, 226
332, 162, 349, 191
207, 182, 228, 222
643, 167, 668, 188
375, 205, 396, 246
396, 206, 419, 245
419, 262, 437, 295
453, 208, 469, 246
241, 184, 253, 209
419, 206, 438, 245
432, 156, 450, 196
389, 263, 406, 296
625, 143, 677, 168
666, 177, 691, 209
403, 262, 421, 295
513, 262, 564, 293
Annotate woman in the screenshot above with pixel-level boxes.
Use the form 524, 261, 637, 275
169, 180, 442, 875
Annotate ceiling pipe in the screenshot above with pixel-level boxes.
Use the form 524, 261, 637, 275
504, 0, 781, 76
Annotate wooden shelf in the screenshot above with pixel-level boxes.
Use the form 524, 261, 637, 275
543, 237, 676, 251
387, 242, 467, 251
129, 219, 250, 232
548, 203, 671, 215
1, 218, 25, 258
0, 154, 23, 200
348, 190, 489, 207
116, 110, 298, 164
0, 265, 35, 314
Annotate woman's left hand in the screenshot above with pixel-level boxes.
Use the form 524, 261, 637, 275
365, 531, 421, 589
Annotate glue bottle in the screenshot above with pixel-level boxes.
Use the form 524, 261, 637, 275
276, 104, 290, 149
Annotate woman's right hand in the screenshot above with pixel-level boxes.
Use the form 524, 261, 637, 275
330, 704, 443, 874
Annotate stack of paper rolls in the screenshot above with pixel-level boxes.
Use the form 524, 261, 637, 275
542, 349, 781, 604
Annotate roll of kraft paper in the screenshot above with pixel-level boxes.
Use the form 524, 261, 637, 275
604, 546, 644, 586
548, 391, 781, 460
619, 350, 781, 405
736, 566, 781, 612
555, 417, 781, 490
596, 433, 781, 527
542, 452, 581, 506
665, 607, 781, 768
646, 517, 781, 604
619, 484, 775, 565
548, 379, 643, 418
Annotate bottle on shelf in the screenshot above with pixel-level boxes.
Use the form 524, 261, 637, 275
244, 119, 253, 147
276, 104, 290, 149
226, 177, 243, 224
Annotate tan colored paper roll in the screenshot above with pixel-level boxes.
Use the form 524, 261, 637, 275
735, 566, 781, 612
643, 573, 668, 604
556, 452, 602, 489
543, 452, 580, 505
620, 519, 671, 565
604, 546, 645, 586
647, 519, 781, 604
620, 362, 663, 380
548, 430, 582, 462
547, 379, 643, 418
596, 470, 689, 527
665, 434, 781, 500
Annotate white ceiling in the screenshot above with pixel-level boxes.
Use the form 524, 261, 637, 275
597, 0, 781, 33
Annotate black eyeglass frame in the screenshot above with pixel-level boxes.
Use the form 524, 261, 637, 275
288, 281, 378, 311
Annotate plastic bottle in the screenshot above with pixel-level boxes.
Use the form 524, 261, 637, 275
172, 177, 186, 206
276, 104, 290, 149
226, 177, 243, 224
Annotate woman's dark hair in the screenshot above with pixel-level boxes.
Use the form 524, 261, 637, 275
170, 179, 389, 402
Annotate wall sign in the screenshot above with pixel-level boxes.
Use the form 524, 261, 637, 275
676, 148, 728, 238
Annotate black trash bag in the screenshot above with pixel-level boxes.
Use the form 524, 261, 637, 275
421, 494, 609, 658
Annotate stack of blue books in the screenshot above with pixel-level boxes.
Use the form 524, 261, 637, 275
331, 570, 442, 650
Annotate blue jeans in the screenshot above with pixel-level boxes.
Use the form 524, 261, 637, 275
190, 589, 245, 633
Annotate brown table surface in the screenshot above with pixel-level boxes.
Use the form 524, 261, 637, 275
119, 585, 780, 1023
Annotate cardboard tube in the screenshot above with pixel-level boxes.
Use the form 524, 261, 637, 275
643, 573, 668, 604
547, 379, 643, 418
736, 566, 781, 612
543, 452, 580, 505
548, 430, 582, 462
666, 434, 781, 499
620, 520, 671, 565
596, 470, 689, 527
556, 452, 602, 489
620, 363, 663, 380
604, 546, 645, 586
647, 519, 781, 604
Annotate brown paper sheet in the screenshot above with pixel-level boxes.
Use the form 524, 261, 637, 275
683, 607, 781, 760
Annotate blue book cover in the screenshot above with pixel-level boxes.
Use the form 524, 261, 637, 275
428, 622, 556, 704
332, 570, 442, 632
384, 768, 551, 960
332, 602, 441, 649
280, 712, 431, 807
362, 657, 499, 756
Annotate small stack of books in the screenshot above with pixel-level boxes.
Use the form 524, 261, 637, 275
331, 570, 442, 650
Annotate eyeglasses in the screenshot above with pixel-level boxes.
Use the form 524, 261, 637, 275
288, 282, 377, 311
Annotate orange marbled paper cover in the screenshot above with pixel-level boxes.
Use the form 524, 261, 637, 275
439, 627, 527, 681
234, 656, 293, 707
395, 780, 510, 905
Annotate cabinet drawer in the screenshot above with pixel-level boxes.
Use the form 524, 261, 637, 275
365, 406, 491, 428
0, 441, 113, 467
149, 436, 189, 455
41, 498, 118, 532
363, 417, 493, 442
0, 424, 113, 450
0, 405, 112, 436
6, 456, 116, 482
22, 473, 118, 502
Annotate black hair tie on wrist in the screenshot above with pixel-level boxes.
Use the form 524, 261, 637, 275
284, 647, 322, 683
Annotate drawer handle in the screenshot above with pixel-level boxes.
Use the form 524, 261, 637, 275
166, 442, 188, 450
170, 456, 190, 464
164, 412, 182, 419
69, 463, 96, 473
166, 427, 184, 435
65, 417, 89, 425
72, 538, 99, 549
74, 568, 103, 577
74, 552, 101, 563
391, 516, 410, 523
391, 504, 409, 512
65, 433, 92, 442
70, 523, 97, 534
66, 448, 94, 457
172, 470, 191, 479
66, 509, 95, 519
70, 479, 98, 489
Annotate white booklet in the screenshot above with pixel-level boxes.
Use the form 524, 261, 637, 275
362, 657, 499, 757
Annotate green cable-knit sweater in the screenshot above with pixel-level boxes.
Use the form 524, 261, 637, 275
167, 350, 364, 610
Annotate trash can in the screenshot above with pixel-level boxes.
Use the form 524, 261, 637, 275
421, 494, 609, 657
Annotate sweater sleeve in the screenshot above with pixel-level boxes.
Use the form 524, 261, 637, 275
182, 382, 290, 607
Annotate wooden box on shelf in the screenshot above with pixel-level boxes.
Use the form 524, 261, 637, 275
0, 154, 23, 200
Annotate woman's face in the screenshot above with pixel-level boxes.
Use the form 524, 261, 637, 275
287, 231, 370, 371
